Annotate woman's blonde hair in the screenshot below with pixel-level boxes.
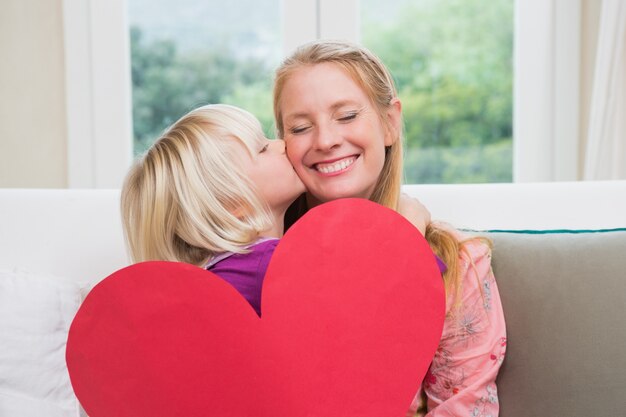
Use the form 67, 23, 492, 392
121, 104, 274, 266
273, 40, 469, 296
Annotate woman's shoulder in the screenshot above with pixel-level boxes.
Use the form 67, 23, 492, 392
459, 235, 492, 264
442, 226, 498, 318
435, 221, 492, 261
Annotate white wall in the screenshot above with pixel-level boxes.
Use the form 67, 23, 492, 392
0, 0, 68, 188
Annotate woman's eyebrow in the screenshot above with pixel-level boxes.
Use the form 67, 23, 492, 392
329, 100, 360, 111
283, 111, 309, 122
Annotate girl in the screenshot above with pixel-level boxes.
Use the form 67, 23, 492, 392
121, 104, 305, 316
273, 40, 507, 416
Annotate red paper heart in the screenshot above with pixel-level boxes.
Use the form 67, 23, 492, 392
66, 199, 445, 417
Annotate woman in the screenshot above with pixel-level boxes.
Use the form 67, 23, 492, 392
273, 40, 506, 416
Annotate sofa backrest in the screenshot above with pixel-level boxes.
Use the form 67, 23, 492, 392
403, 180, 626, 230
0, 189, 127, 286
1, 181, 624, 285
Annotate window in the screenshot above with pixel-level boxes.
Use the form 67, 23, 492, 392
360, 0, 514, 183
63, 0, 580, 187
128, 0, 282, 154
129, 0, 513, 179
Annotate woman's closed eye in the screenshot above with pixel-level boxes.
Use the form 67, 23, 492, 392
259, 143, 269, 153
290, 125, 311, 135
337, 111, 359, 122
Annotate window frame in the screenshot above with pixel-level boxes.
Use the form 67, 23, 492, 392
63, 0, 133, 188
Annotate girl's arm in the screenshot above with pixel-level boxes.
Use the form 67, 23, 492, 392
397, 194, 431, 236
423, 239, 507, 417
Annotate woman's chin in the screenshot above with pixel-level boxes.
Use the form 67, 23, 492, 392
307, 187, 372, 205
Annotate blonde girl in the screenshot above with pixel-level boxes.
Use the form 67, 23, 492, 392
273, 40, 506, 416
121, 104, 305, 315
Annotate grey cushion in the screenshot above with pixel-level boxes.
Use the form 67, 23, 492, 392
485, 230, 626, 416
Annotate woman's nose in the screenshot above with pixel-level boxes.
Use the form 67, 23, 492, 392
313, 123, 341, 151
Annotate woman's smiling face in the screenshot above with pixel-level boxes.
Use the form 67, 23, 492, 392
278, 62, 397, 206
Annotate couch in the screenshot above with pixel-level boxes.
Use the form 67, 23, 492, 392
1, 181, 625, 416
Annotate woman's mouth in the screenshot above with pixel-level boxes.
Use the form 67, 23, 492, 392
313, 156, 358, 175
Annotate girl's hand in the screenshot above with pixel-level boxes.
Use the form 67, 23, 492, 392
398, 193, 431, 236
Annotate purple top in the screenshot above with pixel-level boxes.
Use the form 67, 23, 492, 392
205, 239, 278, 316
205, 238, 446, 317
435, 256, 448, 275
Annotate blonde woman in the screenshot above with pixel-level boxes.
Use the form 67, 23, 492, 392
121, 104, 305, 315
274, 40, 507, 416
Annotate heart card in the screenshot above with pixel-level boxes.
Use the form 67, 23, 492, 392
66, 198, 445, 417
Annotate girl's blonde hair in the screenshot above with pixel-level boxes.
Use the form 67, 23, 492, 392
121, 104, 274, 266
273, 40, 468, 296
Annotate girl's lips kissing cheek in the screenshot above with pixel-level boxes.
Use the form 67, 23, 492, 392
311, 156, 358, 176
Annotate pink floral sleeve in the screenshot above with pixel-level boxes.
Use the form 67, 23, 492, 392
408, 238, 507, 417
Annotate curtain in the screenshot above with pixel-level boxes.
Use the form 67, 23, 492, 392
513, 0, 581, 182
583, 0, 626, 180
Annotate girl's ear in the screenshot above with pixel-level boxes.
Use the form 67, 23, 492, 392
384, 98, 402, 146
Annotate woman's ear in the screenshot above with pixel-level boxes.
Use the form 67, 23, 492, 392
384, 98, 402, 146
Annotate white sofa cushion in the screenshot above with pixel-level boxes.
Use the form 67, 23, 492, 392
0, 268, 83, 417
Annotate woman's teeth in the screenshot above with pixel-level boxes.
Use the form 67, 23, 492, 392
316, 157, 356, 174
